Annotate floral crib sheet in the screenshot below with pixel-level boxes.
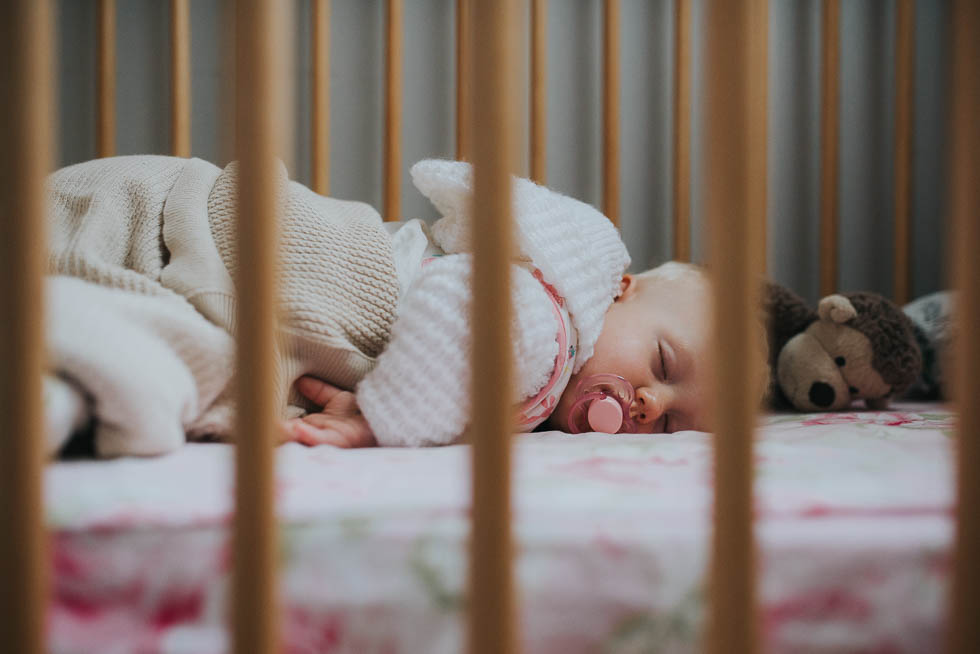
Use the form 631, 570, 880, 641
47, 403, 955, 653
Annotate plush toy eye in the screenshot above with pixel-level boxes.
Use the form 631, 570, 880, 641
834, 356, 846, 367
849, 386, 858, 395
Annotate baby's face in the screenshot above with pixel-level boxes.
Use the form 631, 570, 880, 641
549, 271, 713, 434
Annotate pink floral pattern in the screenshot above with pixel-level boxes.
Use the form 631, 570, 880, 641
46, 402, 955, 653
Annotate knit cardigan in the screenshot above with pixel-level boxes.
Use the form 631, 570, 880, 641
47, 155, 399, 455
357, 159, 631, 447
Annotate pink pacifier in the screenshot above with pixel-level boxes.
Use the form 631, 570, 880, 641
567, 374, 637, 434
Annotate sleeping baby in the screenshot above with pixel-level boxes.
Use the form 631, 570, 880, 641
282, 160, 720, 447
44, 156, 720, 456
285, 259, 716, 447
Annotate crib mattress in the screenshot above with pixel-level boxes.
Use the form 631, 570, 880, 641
47, 403, 955, 654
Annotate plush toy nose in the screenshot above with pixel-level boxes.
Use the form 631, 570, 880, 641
809, 381, 836, 408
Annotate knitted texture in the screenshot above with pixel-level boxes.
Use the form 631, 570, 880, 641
357, 254, 558, 447
47, 155, 188, 296
45, 155, 400, 455
410, 159, 631, 372
206, 162, 399, 361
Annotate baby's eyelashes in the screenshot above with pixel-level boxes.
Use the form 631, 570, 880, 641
655, 341, 668, 381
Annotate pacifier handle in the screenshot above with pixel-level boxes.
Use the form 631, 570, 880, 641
588, 396, 624, 433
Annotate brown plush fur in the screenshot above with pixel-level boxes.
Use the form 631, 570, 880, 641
763, 281, 817, 369
762, 282, 817, 406
762, 283, 922, 408
842, 292, 922, 396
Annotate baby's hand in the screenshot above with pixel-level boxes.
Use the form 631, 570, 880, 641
280, 377, 377, 448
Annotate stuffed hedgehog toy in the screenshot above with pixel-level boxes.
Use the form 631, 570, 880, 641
764, 282, 923, 411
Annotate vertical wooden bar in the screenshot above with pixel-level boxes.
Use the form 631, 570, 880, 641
704, 0, 766, 653
97, 0, 116, 157
947, 2, 980, 652
602, 0, 621, 225
384, 0, 403, 221
232, 1, 287, 653
530, 0, 547, 184
312, 0, 330, 195
456, 0, 472, 161
819, 0, 840, 297
468, 1, 518, 653
171, 0, 191, 157
893, 0, 914, 304
0, 3, 52, 653
673, 0, 692, 261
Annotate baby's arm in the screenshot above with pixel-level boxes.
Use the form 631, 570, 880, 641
281, 376, 377, 448
284, 255, 557, 449
356, 254, 558, 447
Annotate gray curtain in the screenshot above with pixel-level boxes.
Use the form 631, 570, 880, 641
57, 0, 948, 303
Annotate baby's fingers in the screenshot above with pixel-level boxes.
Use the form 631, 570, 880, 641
282, 418, 351, 448
296, 376, 345, 408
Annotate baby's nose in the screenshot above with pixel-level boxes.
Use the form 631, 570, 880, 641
630, 387, 665, 424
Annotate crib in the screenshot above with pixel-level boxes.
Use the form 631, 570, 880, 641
1, 1, 977, 653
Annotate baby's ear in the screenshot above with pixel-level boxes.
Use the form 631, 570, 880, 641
616, 274, 637, 301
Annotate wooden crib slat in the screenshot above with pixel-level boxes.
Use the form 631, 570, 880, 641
384, 0, 403, 221
468, 1, 518, 653
97, 0, 116, 157
673, 0, 692, 261
456, 0, 472, 161
602, 0, 620, 225
312, 0, 330, 195
232, 1, 288, 653
530, 0, 547, 184
0, 3, 52, 652
893, 0, 914, 305
171, 0, 191, 158
704, 0, 767, 652
819, 0, 840, 297
948, 2, 980, 652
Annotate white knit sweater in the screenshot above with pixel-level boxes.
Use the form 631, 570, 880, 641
357, 160, 631, 447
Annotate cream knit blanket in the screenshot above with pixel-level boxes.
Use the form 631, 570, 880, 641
46, 155, 399, 456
